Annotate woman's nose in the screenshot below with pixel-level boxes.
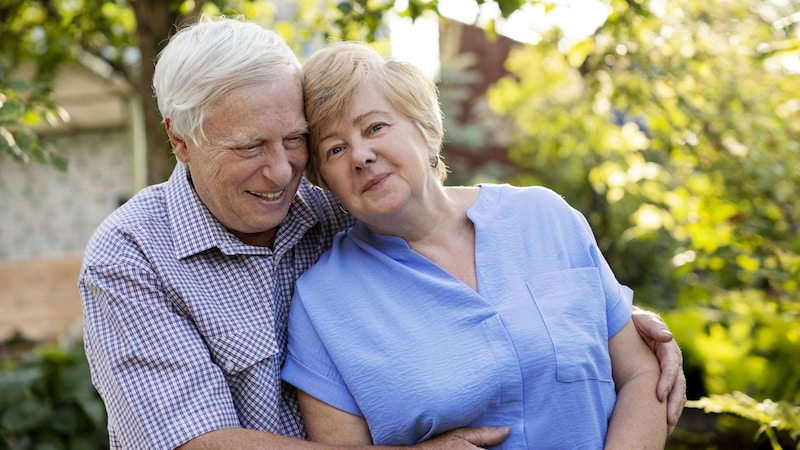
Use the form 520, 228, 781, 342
350, 139, 376, 170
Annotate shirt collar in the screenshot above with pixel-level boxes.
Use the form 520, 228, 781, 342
166, 163, 320, 259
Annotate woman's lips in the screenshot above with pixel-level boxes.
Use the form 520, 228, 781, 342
362, 173, 390, 193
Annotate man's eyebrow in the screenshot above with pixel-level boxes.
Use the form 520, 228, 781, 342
287, 124, 309, 136
210, 131, 257, 147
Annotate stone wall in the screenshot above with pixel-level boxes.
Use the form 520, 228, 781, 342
0, 128, 134, 341
0, 128, 133, 258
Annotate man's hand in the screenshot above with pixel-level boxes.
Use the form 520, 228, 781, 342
631, 306, 687, 434
414, 426, 510, 449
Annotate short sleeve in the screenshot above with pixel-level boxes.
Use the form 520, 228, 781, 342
572, 207, 633, 338
281, 294, 362, 416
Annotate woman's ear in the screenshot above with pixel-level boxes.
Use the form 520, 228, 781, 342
165, 118, 189, 162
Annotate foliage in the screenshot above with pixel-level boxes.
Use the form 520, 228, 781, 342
0, 341, 108, 449
689, 392, 800, 449
488, 0, 800, 309
0, 0, 139, 170
663, 289, 799, 448
486, 0, 800, 443
0, 60, 67, 170
664, 289, 800, 402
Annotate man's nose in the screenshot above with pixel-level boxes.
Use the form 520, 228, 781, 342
261, 147, 294, 185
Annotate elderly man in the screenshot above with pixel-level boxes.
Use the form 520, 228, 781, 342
79, 16, 685, 450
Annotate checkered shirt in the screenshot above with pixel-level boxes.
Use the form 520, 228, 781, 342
79, 163, 352, 449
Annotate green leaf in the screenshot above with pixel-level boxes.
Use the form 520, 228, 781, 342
76, 395, 107, 429
2, 80, 32, 92
495, 0, 524, 17
1, 399, 52, 433
48, 405, 81, 433
0, 100, 24, 122
0, 368, 40, 404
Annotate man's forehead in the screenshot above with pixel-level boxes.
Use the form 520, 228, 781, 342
207, 121, 307, 146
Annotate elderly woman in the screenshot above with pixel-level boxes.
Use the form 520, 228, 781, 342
281, 41, 671, 449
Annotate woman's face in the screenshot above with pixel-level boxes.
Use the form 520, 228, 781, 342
316, 81, 436, 227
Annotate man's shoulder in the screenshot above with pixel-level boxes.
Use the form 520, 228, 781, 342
295, 179, 353, 229
82, 184, 171, 266
105, 183, 169, 232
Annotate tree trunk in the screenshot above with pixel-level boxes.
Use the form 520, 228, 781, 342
130, 0, 183, 185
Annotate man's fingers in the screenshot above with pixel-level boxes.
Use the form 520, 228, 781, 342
666, 372, 687, 434
655, 342, 676, 401
453, 426, 511, 448
420, 426, 510, 449
632, 308, 674, 344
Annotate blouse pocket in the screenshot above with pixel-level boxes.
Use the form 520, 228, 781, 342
526, 268, 613, 383
207, 327, 280, 375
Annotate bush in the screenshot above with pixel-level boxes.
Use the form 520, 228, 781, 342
0, 339, 108, 449
690, 392, 800, 449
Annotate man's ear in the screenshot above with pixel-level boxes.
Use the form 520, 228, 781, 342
165, 118, 189, 162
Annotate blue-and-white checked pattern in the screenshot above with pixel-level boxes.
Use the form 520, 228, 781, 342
79, 163, 353, 449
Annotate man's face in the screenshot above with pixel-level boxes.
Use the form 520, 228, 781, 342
171, 67, 308, 247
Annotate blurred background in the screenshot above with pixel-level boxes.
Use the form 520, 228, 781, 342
1, 0, 798, 448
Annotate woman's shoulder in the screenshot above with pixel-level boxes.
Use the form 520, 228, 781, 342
445, 183, 563, 207
475, 183, 570, 208
444, 185, 480, 210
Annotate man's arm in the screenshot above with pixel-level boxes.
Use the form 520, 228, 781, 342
81, 262, 244, 449
630, 306, 687, 434
177, 423, 511, 449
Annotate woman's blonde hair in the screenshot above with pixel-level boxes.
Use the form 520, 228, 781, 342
302, 41, 447, 186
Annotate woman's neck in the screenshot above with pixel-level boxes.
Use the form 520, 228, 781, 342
398, 186, 481, 291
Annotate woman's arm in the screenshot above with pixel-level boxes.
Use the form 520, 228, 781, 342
296, 391, 510, 449
298, 390, 373, 445
605, 319, 668, 449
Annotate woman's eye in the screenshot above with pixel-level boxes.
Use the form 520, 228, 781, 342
370, 123, 385, 133
329, 145, 344, 156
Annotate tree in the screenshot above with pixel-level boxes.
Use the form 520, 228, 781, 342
129, 0, 184, 186
487, 0, 799, 302
1, 0, 177, 183
0, 0, 467, 184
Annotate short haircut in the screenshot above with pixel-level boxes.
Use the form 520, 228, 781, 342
153, 15, 301, 146
302, 41, 447, 186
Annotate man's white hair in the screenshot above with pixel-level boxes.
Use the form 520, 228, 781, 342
153, 15, 301, 146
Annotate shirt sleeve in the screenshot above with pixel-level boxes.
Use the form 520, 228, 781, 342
281, 292, 362, 416
81, 260, 241, 449
571, 207, 633, 338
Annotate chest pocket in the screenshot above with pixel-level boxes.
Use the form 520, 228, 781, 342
526, 268, 613, 383
208, 327, 280, 375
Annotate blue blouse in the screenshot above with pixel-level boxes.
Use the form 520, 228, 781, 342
282, 184, 632, 448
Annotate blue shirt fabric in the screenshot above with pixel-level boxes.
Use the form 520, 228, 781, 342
79, 162, 352, 450
282, 184, 633, 449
